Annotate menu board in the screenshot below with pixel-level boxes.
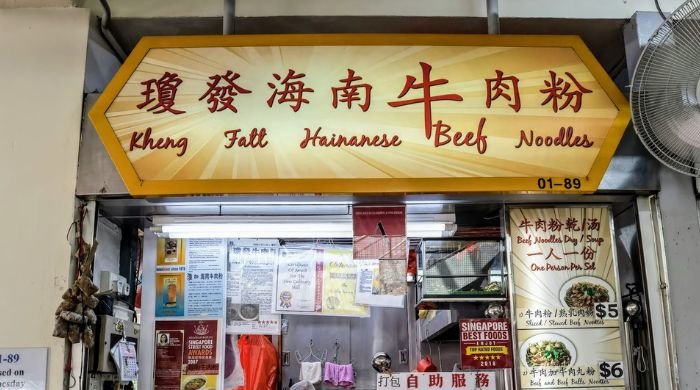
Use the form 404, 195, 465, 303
273, 248, 369, 317
155, 239, 227, 318
154, 320, 220, 390
509, 207, 625, 389
226, 240, 281, 335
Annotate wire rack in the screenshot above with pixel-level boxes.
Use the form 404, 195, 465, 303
419, 239, 504, 297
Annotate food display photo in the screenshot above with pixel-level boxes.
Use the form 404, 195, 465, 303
517, 328, 625, 389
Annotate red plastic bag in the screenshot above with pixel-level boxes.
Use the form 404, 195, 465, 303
237, 335, 278, 390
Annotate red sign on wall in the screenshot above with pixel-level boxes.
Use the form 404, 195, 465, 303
460, 319, 513, 369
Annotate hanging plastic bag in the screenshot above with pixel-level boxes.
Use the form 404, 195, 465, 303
237, 335, 278, 390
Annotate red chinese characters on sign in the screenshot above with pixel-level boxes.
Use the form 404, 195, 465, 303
199, 70, 251, 113
540, 71, 592, 113
460, 319, 513, 369
520, 217, 602, 234
476, 373, 491, 388
127, 65, 599, 164
387, 62, 463, 139
485, 70, 521, 112
451, 373, 466, 388
428, 374, 444, 388
376, 372, 496, 390
545, 248, 562, 260
267, 69, 314, 112
137, 72, 186, 114
407, 374, 419, 389
519, 217, 533, 234
332, 69, 372, 112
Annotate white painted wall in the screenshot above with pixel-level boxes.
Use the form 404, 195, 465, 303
0, 0, 71, 7
0, 7, 89, 390
79, 0, 687, 19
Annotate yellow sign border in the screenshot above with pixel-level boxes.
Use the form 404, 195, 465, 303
88, 34, 630, 196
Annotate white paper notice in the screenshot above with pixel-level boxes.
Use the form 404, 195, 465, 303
355, 259, 405, 308
227, 242, 281, 335
274, 251, 318, 312
0, 348, 48, 390
185, 238, 227, 317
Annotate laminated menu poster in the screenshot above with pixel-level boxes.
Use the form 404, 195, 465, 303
154, 320, 220, 390
273, 248, 369, 317
226, 240, 281, 335
155, 238, 227, 317
509, 207, 625, 389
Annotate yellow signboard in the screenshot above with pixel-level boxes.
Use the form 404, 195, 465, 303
89, 34, 630, 196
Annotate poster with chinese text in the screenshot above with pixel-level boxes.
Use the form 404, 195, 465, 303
184, 238, 227, 317
509, 207, 625, 389
226, 240, 281, 334
155, 238, 227, 318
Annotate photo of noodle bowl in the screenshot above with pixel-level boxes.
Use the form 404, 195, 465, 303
519, 333, 577, 367
182, 377, 206, 390
559, 276, 615, 309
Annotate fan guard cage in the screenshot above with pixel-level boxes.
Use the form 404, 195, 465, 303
631, 0, 700, 176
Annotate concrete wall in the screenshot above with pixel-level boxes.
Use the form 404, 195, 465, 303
79, 0, 687, 19
0, 7, 89, 390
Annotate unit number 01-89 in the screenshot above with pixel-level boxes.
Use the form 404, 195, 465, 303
537, 178, 582, 190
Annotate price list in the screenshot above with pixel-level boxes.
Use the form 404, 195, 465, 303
510, 207, 626, 389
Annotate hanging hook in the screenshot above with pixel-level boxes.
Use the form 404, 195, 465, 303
333, 339, 340, 363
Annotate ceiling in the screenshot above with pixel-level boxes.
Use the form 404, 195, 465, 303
107, 16, 629, 74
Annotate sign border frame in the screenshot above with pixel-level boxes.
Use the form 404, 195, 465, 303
88, 34, 631, 196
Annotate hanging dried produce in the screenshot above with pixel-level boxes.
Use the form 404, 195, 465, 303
52, 241, 99, 349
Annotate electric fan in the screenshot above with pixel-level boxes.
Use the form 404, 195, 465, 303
631, 0, 700, 176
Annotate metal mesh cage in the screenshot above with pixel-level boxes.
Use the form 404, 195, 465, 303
420, 239, 504, 296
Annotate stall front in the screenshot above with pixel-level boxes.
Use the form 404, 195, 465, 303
80, 33, 660, 390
